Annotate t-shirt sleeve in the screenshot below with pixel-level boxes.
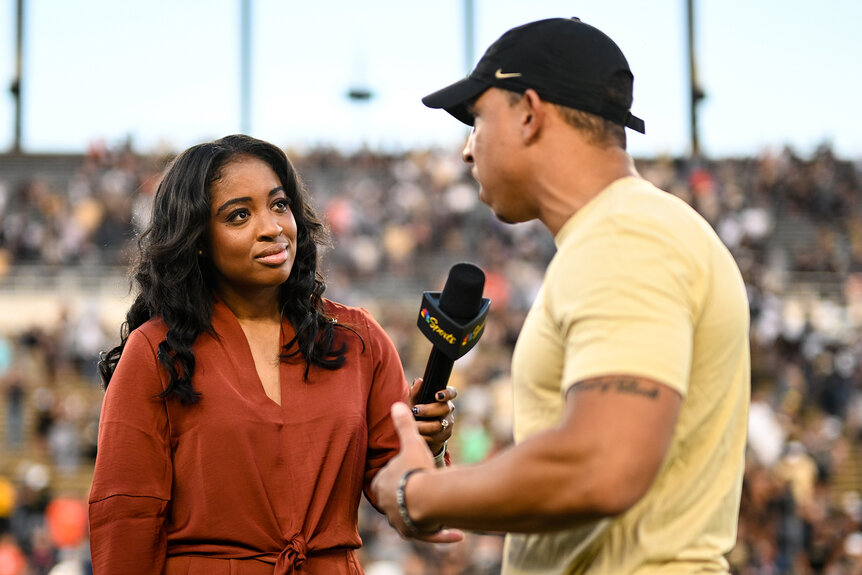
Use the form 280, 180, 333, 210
550, 226, 695, 397
88, 328, 173, 574
360, 310, 409, 508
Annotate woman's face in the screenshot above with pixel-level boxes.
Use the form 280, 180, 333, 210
206, 155, 298, 303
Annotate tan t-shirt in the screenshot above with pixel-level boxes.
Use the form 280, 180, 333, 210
504, 177, 750, 574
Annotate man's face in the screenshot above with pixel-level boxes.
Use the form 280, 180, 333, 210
462, 88, 534, 224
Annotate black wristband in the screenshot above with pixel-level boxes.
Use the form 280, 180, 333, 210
395, 468, 438, 535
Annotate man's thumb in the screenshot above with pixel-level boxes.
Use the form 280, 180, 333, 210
391, 402, 421, 444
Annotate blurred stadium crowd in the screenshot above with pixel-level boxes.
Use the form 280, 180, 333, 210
0, 139, 861, 574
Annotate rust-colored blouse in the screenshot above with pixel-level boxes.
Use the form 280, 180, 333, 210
89, 299, 408, 574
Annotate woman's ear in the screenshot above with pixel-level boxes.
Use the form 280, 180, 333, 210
521, 89, 545, 144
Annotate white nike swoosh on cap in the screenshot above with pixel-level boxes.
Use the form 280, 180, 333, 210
494, 68, 522, 79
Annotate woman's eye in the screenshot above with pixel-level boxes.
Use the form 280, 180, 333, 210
273, 199, 290, 211
227, 209, 249, 222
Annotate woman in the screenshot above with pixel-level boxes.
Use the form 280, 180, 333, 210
88, 135, 456, 574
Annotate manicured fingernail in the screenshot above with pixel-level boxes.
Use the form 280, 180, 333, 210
411, 406, 419, 416
436, 391, 445, 401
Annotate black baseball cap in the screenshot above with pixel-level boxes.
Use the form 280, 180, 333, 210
422, 17, 645, 134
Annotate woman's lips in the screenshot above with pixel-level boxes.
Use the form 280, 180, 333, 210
255, 244, 289, 265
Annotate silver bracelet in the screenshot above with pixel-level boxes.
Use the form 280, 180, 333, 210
396, 468, 431, 535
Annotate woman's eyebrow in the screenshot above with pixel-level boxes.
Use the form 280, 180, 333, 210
216, 187, 285, 214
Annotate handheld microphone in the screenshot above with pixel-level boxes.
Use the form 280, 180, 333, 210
415, 262, 491, 407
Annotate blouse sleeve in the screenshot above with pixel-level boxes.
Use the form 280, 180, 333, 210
88, 328, 173, 574
360, 311, 409, 509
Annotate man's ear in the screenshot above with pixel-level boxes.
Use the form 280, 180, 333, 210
521, 89, 545, 144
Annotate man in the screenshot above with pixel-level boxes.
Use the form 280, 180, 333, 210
372, 17, 750, 574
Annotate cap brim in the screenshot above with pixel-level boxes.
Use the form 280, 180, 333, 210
422, 77, 489, 126
625, 113, 646, 135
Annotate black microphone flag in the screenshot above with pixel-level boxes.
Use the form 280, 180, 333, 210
415, 262, 491, 406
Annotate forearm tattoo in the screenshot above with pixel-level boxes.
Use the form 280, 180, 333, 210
570, 376, 660, 400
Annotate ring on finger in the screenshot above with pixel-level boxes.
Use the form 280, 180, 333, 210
440, 418, 449, 431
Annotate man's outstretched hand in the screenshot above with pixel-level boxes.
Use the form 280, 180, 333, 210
371, 402, 464, 543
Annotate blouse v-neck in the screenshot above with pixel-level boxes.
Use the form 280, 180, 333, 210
212, 299, 292, 409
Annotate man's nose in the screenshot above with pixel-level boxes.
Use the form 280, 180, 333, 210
461, 130, 475, 164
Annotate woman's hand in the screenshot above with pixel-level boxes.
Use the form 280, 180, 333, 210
407, 378, 456, 457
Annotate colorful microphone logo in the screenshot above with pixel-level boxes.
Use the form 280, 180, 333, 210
461, 320, 486, 346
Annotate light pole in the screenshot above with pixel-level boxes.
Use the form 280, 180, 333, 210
464, 0, 474, 74
11, 0, 24, 153
240, 0, 252, 135
686, 0, 705, 159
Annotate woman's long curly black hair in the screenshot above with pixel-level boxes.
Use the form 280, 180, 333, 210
98, 134, 346, 405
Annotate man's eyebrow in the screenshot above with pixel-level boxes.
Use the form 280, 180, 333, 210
215, 187, 285, 214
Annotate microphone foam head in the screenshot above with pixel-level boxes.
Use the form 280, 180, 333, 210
439, 262, 485, 320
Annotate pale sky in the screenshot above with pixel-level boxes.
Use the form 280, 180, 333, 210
1, 0, 860, 159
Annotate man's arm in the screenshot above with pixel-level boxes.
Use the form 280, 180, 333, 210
372, 374, 681, 536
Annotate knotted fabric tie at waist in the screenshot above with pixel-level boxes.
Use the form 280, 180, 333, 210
274, 534, 308, 574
